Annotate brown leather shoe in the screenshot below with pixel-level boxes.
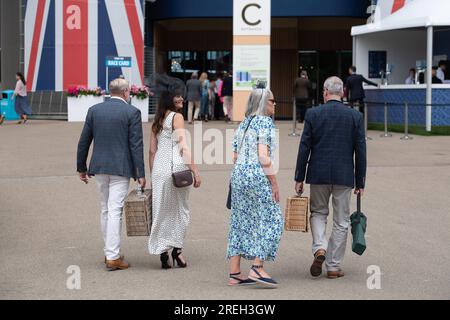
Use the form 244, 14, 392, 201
310, 249, 326, 277
105, 257, 129, 271
327, 270, 345, 279
104, 254, 124, 264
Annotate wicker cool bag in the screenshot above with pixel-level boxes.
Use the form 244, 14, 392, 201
124, 186, 152, 236
285, 195, 309, 232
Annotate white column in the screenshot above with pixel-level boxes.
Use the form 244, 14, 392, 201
426, 26, 433, 132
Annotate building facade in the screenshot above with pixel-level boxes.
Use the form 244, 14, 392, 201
1, 0, 370, 118
1, 0, 145, 118
146, 0, 370, 118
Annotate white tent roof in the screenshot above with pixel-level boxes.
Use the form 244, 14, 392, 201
352, 0, 450, 36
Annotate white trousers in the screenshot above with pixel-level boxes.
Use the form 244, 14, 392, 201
223, 96, 232, 119
310, 184, 352, 272
188, 100, 200, 122
95, 174, 130, 260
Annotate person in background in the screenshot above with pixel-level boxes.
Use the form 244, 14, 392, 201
345, 66, 378, 117
293, 70, 312, 123
215, 73, 224, 120
186, 73, 202, 124
295, 76, 367, 279
437, 61, 446, 83
218, 72, 227, 120
149, 92, 201, 269
405, 68, 416, 85
432, 67, 443, 84
0, 82, 4, 125
221, 72, 233, 123
199, 72, 210, 122
208, 81, 216, 120
227, 88, 283, 288
13, 72, 32, 124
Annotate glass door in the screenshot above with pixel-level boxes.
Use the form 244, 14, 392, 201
299, 50, 353, 105
298, 51, 319, 104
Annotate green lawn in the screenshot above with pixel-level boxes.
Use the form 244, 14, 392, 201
368, 123, 450, 136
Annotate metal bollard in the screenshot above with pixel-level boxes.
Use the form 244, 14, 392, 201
380, 102, 392, 137
400, 102, 413, 140
289, 98, 300, 137
364, 103, 372, 140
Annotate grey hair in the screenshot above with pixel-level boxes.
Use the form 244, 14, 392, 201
245, 88, 273, 117
323, 76, 344, 95
109, 78, 129, 95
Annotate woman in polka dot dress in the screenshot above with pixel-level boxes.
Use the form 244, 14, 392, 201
149, 92, 201, 269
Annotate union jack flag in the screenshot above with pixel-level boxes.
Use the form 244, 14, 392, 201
25, 0, 144, 92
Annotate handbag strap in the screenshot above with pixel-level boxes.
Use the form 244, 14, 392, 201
237, 115, 256, 155
357, 193, 361, 213
170, 112, 177, 173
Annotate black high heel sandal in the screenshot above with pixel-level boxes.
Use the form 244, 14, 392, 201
171, 247, 187, 268
160, 252, 172, 269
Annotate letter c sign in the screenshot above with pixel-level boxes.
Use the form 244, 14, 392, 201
242, 3, 261, 26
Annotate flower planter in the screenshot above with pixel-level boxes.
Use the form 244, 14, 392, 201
131, 97, 149, 122
67, 96, 103, 122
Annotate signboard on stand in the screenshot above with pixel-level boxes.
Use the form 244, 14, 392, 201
232, 0, 271, 121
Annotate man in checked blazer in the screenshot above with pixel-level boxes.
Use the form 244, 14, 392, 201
294, 76, 367, 279
77, 78, 146, 271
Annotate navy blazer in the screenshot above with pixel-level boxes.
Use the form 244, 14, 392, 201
77, 98, 145, 180
345, 74, 377, 101
295, 100, 367, 189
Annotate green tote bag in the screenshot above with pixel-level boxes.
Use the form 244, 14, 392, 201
350, 194, 367, 256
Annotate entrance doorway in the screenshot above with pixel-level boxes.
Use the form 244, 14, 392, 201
167, 50, 232, 82
298, 50, 352, 105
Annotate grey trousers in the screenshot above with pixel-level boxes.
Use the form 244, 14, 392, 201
310, 184, 352, 272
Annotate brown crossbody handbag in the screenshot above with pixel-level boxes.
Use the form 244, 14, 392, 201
170, 112, 194, 188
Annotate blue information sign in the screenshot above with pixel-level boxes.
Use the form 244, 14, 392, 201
105, 56, 132, 68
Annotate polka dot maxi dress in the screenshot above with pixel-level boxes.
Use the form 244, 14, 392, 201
148, 112, 190, 255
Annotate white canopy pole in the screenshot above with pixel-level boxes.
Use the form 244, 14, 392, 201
426, 25, 433, 132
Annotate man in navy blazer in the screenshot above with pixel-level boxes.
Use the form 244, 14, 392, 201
345, 66, 378, 116
77, 78, 146, 271
294, 76, 366, 279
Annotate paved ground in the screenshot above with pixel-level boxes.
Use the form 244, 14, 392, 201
0, 119, 449, 300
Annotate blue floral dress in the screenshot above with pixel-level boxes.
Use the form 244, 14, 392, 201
226, 115, 284, 261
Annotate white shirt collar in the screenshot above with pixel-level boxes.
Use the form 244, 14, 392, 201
110, 96, 128, 104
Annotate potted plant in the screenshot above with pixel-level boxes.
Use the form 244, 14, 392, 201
130, 85, 152, 122
67, 86, 104, 122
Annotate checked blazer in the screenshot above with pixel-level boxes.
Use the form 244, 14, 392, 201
295, 100, 367, 189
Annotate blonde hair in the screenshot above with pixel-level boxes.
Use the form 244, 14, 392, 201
199, 72, 208, 82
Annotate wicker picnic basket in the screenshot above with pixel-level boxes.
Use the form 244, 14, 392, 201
285, 195, 309, 232
124, 187, 152, 236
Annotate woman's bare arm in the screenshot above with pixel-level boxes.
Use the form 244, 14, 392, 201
258, 144, 279, 202
149, 130, 158, 173
173, 113, 201, 187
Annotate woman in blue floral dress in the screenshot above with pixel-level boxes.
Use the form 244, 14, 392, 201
226, 88, 284, 287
